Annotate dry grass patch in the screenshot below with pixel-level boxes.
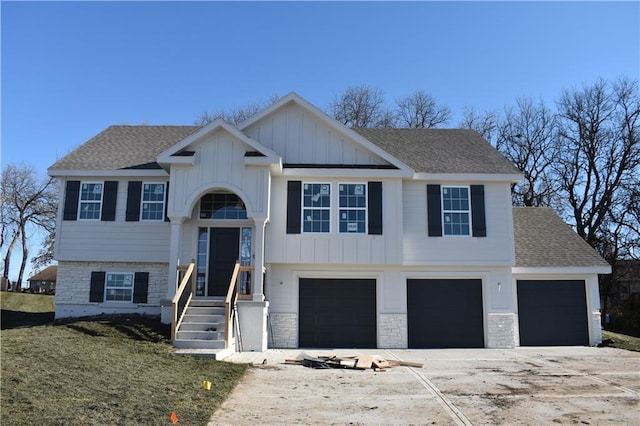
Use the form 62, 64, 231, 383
1, 292, 248, 425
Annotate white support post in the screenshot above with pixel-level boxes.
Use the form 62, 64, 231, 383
161, 217, 184, 324
252, 218, 266, 302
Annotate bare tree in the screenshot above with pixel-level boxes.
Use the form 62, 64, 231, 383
1, 164, 57, 289
495, 98, 559, 207
195, 94, 280, 126
555, 77, 640, 249
376, 107, 398, 128
395, 90, 451, 128
329, 85, 385, 128
459, 107, 499, 143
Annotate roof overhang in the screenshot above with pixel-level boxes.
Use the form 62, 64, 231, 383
512, 266, 612, 275
48, 169, 169, 178
413, 173, 524, 182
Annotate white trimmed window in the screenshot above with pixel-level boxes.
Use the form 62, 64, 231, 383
105, 273, 134, 302
338, 183, 367, 233
442, 186, 471, 236
79, 182, 103, 220
302, 183, 331, 233
141, 183, 166, 221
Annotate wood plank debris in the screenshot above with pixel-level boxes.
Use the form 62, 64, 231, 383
284, 354, 423, 371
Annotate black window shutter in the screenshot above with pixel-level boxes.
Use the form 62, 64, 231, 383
164, 182, 170, 222
101, 181, 118, 221
368, 181, 383, 235
126, 181, 142, 221
286, 181, 302, 234
427, 184, 443, 237
471, 185, 486, 237
63, 180, 80, 221
133, 272, 149, 303
89, 271, 106, 302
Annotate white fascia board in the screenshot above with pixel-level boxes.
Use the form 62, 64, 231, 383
245, 156, 278, 166
280, 167, 411, 178
48, 169, 169, 178
512, 266, 612, 275
403, 260, 515, 267
238, 92, 414, 175
413, 173, 524, 183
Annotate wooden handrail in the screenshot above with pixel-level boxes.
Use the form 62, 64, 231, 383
171, 260, 195, 341
224, 262, 241, 348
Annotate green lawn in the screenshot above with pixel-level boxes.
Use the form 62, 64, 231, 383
602, 330, 640, 352
1, 292, 248, 425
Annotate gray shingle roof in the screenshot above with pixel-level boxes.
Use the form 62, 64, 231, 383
49, 125, 519, 175
353, 128, 521, 174
28, 265, 57, 282
513, 207, 610, 269
49, 125, 201, 171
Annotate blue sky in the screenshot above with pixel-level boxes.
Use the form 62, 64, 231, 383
1, 1, 639, 279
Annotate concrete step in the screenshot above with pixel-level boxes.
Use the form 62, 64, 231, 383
173, 347, 234, 360
182, 314, 225, 323
185, 306, 225, 316
174, 338, 226, 350
176, 330, 224, 340
190, 299, 225, 307
178, 321, 224, 332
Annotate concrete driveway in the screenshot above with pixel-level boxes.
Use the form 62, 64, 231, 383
210, 347, 639, 425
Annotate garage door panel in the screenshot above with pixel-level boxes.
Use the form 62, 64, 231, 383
407, 279, 484, 349
299, 278, 376, 348
517, 280, 588, 346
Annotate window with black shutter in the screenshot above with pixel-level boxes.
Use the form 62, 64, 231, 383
89, 271, 106, 302
286, 181, 302, 234
63, 181, 81, 221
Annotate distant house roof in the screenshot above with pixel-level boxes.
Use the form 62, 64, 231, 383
352, 128, 521, 175
512, 207, 610, 269
48, 123, 521, 176
27, 265, 58, 282
48, 125, 201, 171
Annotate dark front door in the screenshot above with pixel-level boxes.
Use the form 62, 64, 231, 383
208, 228, 240, 296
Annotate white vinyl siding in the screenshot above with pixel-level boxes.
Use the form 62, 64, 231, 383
79, 182, 103, 220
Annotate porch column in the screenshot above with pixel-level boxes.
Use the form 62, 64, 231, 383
161, 217, 185, 324
166, 217, 186, 300
252, 217, 267, 302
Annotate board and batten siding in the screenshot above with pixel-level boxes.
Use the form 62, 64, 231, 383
403, 181, 515, 265
265, 177, 403, 265
243, 103, 388, 166
168, 128, 271, 219
56, 177, 171, 263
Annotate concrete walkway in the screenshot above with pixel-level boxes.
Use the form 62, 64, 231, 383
209, 347, 640, 425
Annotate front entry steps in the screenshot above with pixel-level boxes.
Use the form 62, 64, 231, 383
173, 299, 233, 359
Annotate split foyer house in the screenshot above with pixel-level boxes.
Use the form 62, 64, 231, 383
48, 93, 610, 356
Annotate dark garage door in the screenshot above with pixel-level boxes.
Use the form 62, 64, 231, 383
517, 280, 588, 346
299, 278, 376, 348
407, 279, 484, 348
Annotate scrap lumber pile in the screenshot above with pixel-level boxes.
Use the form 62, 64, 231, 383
285, 354, 423, 371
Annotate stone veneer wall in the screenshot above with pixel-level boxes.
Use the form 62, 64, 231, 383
268, 313, 297, 348
486, 313, 519, 348
55, 261, 168, 319
378, 313, 408, 348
